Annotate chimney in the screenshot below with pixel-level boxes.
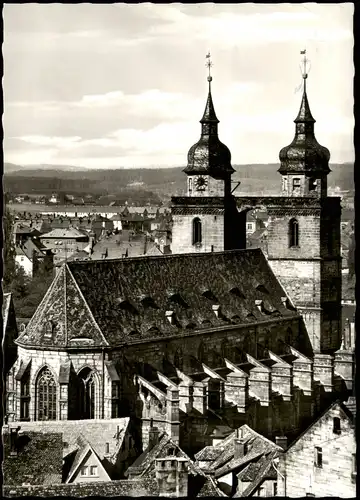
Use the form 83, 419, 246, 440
281, 296, 288, 307
9, 426, 21, 457
275, 436, 288, 450
234, 437, 247, 459
155, 457, 189, 497
165, 310, 174, 325
212, 304, 220, 318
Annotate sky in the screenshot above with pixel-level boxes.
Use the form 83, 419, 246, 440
3, 3, 354, 169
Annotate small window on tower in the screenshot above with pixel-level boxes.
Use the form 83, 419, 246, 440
193, 218, 202, 245
289, 219, 299, 247
189, 178, 193, 192
309, 178, 317, 191
293, 178, 301, 190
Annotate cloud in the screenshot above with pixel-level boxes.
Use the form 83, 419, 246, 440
3, 4, 354, 168
13, 135, 82, 149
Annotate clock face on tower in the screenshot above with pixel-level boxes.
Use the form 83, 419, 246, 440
194, 175, 208, 191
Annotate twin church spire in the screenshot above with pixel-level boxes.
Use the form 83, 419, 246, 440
183, 52, 234, 179
184, 50, 330, 182
279, 50, 330, 177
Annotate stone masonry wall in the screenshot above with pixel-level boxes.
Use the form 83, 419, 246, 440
12, 347, 110, 421
267, 214, 321, 259
171, 213, 225, 254
277, 405, 356, 497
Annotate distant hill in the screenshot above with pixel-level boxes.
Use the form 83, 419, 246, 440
3, 162, 354, 200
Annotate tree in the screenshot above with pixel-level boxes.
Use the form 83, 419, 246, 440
3, 208, 17, 289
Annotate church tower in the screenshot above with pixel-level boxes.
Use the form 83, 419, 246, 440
267, 52, 342, 354
171, 54, 242, 253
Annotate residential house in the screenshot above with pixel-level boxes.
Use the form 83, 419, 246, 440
126, 426, 223, 497
3, 418, 136, 487
13, 223, 42, 245
15, 238, 52, 278
89, 231, 162, 260
245, 212, 266, 236
40, 227, 89, 264
49, 193, 59, 204
275, 399, 356, 498
110, 214, 123, 231
246, 228, 268, 256
195, 424, 283, 497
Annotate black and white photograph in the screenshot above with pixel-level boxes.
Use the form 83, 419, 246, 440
2, 3, 355, 498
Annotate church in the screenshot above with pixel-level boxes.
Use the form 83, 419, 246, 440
5, 56, 353, 460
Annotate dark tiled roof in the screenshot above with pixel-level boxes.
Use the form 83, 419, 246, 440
236, 451, 278, 497
197, 476, 227, 497
195, 424, 281, 477
344, 397, 356, 418
16, 250, 298, 348
3, 430, 63, 486
9, 418, 130, 462
126, 432, 204, 479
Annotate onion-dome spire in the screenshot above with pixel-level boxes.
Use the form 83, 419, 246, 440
279, 50, 330, 175
183, 53, 234, 178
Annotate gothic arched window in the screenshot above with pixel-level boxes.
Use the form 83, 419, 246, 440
286, 327, 292, 345
174, 348, 183, 370
289, 218, 299, 247
192, 218, 202, 245
78, 368, 96, 420
198, 342, 205, 363
36, 367, 57, 421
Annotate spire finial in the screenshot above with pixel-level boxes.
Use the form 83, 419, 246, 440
205, 51, 213, 84
299, 49, 311, 92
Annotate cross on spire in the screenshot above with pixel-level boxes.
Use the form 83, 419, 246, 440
300, 49, 308, 80
205, 51, 213, 82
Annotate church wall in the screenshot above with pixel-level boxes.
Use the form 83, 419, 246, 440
188, 176, 225, 197
171, 213, 224, 253
13, 347, 109, 421
116, 317, 302, 374
267, 214, 321, 259
268, 260, 321, 306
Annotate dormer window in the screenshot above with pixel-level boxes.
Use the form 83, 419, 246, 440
193, 218, 202, 245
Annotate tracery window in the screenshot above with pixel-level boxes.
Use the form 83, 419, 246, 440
78, 368, 96, 420
36, 367, 57, 420
192, 218, 202, 245
289, 218, 299, 247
